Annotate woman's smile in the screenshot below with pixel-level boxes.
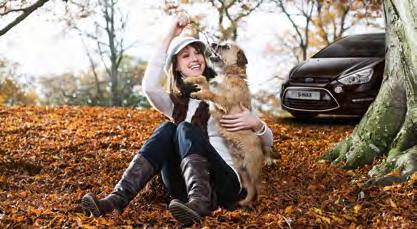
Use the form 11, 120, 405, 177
189, 62, 202, 71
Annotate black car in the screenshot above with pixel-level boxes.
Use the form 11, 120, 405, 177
280, 33, 385, 118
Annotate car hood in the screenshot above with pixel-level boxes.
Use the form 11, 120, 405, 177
290, 57, 384, 80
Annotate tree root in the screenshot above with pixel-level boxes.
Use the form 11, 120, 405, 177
366, 146, 417, 187
319, 89, 405, 169
319, 137, 351, 162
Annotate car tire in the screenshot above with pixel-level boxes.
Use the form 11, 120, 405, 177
290, 112, 318, 119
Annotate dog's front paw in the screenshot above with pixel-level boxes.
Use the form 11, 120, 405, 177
183, 76, 207, 84
190, 90, 214, 101
190, 91, 208, 100
194, 75, 208, 84
190, 91, 203, 99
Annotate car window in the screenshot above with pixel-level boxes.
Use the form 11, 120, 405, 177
313, 33, 385, 58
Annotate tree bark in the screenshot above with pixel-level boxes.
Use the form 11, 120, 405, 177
321, 0, 417, 185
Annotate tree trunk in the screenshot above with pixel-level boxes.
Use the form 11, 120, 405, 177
321, 0, 417, 185
103, 0, 122, 106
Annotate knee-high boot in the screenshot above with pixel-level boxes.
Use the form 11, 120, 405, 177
82, 154, 155, 216
168, 154, 212, 225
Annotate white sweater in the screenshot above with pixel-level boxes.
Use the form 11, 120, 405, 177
142, 51, 274, 177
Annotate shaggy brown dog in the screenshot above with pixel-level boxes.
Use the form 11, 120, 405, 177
183, 42, 264, 206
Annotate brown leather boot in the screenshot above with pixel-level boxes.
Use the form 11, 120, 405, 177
82, 154, 154, 216
169, 154, 212, 226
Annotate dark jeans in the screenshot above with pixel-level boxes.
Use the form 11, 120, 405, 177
139, 121, 241, 209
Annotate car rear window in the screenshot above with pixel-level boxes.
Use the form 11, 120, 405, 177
313, 33, 385, 58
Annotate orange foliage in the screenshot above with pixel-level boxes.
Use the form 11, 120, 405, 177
0, 106, 416, 227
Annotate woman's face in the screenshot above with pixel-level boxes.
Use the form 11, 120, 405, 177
175, 44, 206, 78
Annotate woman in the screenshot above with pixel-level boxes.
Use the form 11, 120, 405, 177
81, 13, 274, 226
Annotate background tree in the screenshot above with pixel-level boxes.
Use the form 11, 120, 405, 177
0, 78, 38, 105
0, 58, 38, 105
163, 0, 264, 41
38, 73, 85, 106
273, 0, 383, 62
206, 0, 264, 41
312, 0, 383, 46
64, 0, 130, 106
321, 0, 417, 186
38, 56, 149, 107
273, 0, 315, 62
117, 56, 149, 108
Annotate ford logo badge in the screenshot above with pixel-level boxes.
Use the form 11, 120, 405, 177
305, 77, 314, 83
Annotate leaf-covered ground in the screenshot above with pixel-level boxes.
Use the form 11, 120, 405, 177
0, 106, 416, 228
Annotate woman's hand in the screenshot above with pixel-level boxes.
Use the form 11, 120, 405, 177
169, 12, 191, 38
161, 12, 191, 52
219, 104, 264, 132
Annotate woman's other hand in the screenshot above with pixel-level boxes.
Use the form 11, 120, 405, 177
219, 104, 264, 132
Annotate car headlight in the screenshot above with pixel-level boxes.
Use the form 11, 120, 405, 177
338, 68, 373, 85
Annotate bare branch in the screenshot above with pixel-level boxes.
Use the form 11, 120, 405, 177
235, 0, 264, 20
0, 0, 50, 36
275, 0, 304, 46
79, 34, 103, 100
96, 37, 111, 76
303, 0, 315, 59
337, 1, 351, 40
1, 8, 25, 16
314, 1, 330, 45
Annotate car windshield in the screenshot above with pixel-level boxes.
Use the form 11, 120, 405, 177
313, 33, 385, 58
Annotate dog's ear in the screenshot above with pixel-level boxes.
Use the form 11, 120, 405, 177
237, 50, 248, 67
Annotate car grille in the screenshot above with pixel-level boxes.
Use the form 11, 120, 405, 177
282, 87, 340, 112
291, 77, 332, 84
284, 98, 338, 110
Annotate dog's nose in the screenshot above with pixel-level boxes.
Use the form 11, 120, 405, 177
209, 56, 221, 63
210, 43, 219, 50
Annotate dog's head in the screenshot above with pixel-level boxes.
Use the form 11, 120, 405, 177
209, 42, 248, 70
